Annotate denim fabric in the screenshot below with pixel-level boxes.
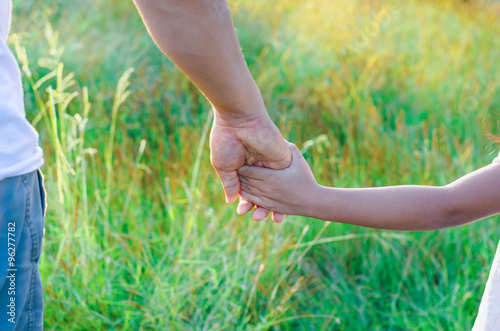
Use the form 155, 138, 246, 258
0, 170, 45, 330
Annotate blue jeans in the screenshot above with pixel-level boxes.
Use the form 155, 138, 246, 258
0, 170, 45, 331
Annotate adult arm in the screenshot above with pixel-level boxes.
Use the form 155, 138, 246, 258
133, 0, 292, 221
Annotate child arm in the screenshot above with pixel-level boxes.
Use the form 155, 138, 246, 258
238, 143, 500, 230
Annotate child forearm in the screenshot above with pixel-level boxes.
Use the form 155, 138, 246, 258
307, 163, 500, 231
309, 185, 452, 230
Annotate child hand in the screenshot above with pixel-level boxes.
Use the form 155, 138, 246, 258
237, 142, 320, 220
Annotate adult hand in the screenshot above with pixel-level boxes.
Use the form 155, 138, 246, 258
210, 111, 291, 222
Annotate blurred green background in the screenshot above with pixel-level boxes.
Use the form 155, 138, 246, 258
9, 0, 500, 329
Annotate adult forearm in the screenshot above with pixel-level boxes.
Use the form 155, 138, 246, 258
133, 0, 266, 121
308, 185, 453, 231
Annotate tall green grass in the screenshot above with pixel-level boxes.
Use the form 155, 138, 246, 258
10, 0, 500, 329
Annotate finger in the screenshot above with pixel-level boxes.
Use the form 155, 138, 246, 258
239, 175, 264, 192
287, 142, 302, 159
237, 197, 255, 215
215, 169, 240, 203
272, 212, 286, 223
240, 182, 265, 197
237, 165, 273, 180
239, 190, 264, 206
238, 174, 250, 184
252, 207, 271, 222
254, 132, 292, 170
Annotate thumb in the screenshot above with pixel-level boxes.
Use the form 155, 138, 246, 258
287, 142, 302, 160
215, 168, 240, 203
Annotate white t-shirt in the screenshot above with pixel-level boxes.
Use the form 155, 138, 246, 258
472, 152, 500, 330
0, 0, 44, 181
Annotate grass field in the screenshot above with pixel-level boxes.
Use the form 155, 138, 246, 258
10, 0, 500, 329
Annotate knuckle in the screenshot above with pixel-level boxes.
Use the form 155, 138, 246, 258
243, 184, 255, 195
258, 201, 268, 210
239, 166, 249, 176
224, 180, 240, 192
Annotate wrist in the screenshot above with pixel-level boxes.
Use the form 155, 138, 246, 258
212, 84, 270, 127
302, 184, 326, 219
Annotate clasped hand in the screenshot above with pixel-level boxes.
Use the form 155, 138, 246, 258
211, 111, 317, 222
238, 142, 319, 220
210, 111, 292, 222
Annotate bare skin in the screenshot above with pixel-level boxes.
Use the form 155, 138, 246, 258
133, 0, 292, 222
238, 143, 500, 230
